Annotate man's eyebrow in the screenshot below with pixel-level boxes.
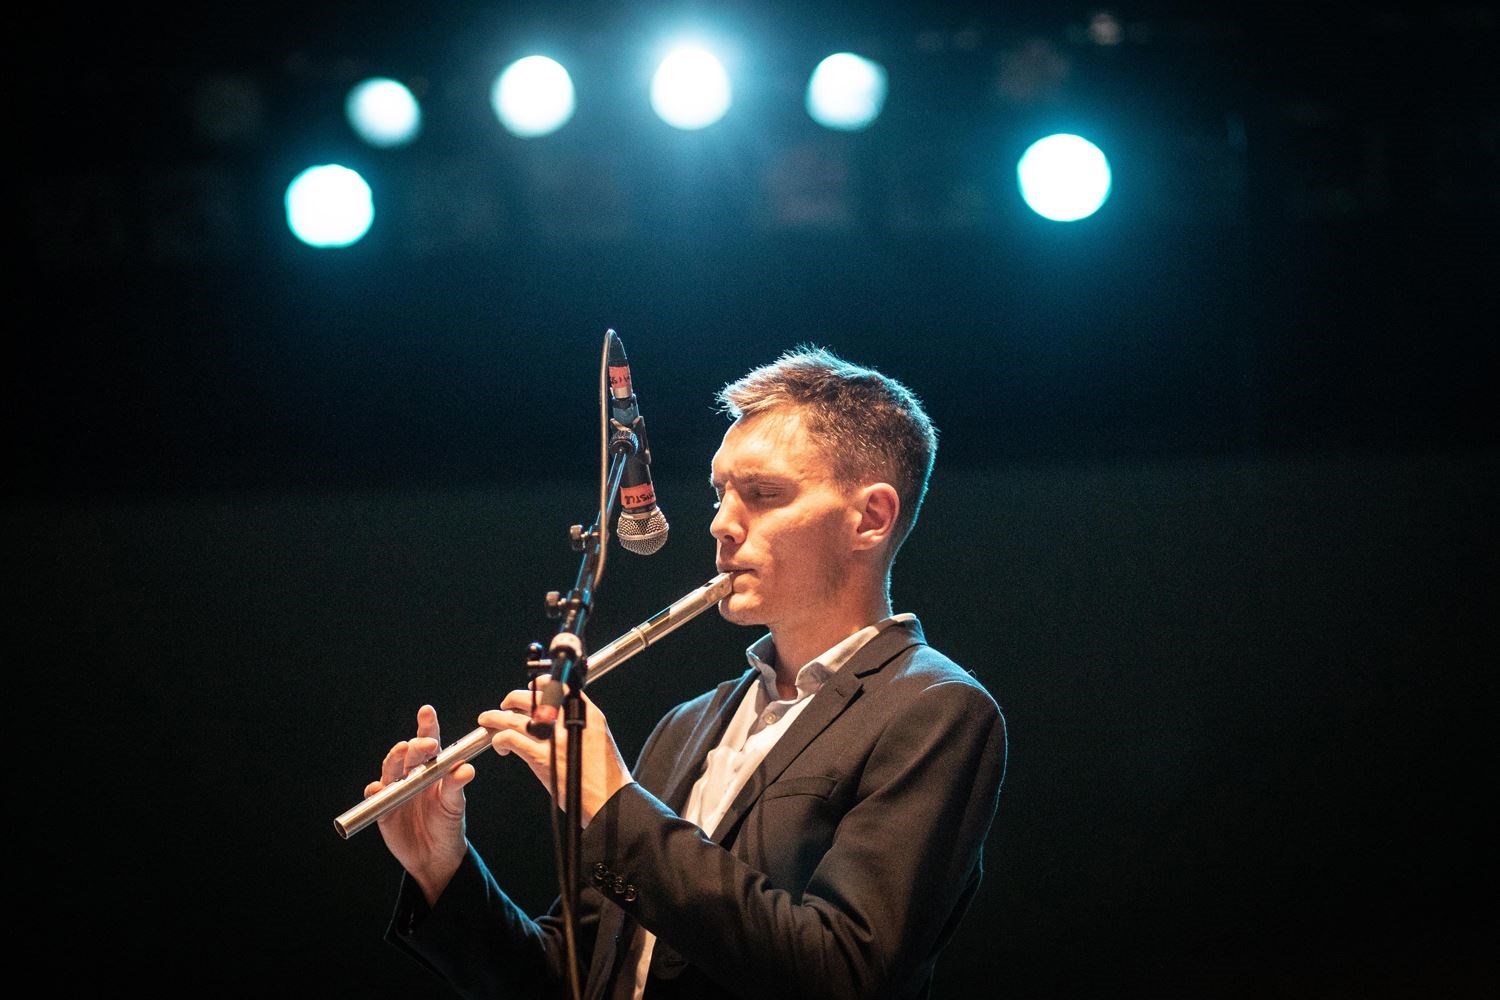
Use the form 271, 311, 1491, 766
709, 471, 790, 489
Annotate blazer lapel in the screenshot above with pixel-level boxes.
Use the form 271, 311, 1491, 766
658, 669, 758, 812
707, 622, 923, 842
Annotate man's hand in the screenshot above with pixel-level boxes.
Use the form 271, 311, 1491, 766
480, 677, 635, 826
365, 704, 472, 907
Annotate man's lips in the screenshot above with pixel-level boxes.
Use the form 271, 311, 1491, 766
718, 567, 755, 588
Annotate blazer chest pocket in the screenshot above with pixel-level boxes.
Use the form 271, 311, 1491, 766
761, 774, 838, 801
751, 774, 842, 891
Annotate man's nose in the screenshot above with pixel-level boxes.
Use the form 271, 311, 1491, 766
710, 495, 744, 546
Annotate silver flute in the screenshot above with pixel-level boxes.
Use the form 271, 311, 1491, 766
334, 571, 734, 839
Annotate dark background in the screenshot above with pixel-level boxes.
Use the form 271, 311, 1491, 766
11, 2, 1496, 996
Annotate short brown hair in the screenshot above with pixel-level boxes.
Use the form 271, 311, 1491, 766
717, 346, 938, 552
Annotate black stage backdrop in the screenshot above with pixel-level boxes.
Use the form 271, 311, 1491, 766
11, 454, 1495, 995
11, 2, 1496, 996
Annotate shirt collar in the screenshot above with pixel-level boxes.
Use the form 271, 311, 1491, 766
745, 613, 916, 704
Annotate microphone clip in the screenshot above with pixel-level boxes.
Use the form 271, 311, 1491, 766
608, 416, 644, 460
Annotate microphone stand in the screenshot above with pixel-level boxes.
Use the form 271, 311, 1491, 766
526, 419, 640, 1000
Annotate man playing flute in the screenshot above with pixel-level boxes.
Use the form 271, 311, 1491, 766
367, 346, 1008, 999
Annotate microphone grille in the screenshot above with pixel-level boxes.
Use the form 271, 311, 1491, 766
618, 509, 669, 555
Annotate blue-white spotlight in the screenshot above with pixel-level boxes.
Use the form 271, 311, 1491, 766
1016, 133, 1113, 222
806, 53, 887, 131
650, 46, 731, 130
345, 77, 421, 148
284, 164, 374, 248
492, 56, 576, 138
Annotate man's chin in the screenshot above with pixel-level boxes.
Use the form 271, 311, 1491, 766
716, 595, 765, 626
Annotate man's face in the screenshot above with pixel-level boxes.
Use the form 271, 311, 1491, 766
709, 409, 857, 632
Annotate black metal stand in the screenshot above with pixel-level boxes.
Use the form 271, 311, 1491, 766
524, 420, 640, 999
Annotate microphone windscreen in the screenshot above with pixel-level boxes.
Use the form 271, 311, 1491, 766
618, 509, 669, 555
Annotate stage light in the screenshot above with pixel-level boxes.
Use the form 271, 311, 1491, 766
1016, 133, 1112, 222
492, 56, 576, 138
806, 53, 887, 131
650, 45, 731, 130
1088, 12, 1125, 46
345, 77, 421, 148
284, 164, 374, 248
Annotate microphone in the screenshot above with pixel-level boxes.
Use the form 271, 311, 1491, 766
607, 330, 669, 555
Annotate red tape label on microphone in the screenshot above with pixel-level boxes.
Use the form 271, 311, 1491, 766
621, 483, 655, 509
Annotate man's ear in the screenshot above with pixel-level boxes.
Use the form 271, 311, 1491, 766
851, 483, 901, 552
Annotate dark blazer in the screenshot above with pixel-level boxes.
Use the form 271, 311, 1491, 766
389, 619, 1007, 999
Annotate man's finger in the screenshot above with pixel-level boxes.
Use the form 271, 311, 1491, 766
416, 704, 440, 745
404, 736, 440, 772
437, 762, 475, 811
478, 707, 535, 734
490, 727, 550, 766
381, 741, 409, 786
499, 685, 545, 713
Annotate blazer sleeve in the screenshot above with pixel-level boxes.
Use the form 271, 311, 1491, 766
579, 675, 1007, 999
382, 697, 700, 998
385, 842, 602, 1000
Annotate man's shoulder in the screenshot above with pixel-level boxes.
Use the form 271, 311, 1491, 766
880, 631, 1001, 715
890, 640, 985, 684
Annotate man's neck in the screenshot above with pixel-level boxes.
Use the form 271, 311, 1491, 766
767, 593, 893, 697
